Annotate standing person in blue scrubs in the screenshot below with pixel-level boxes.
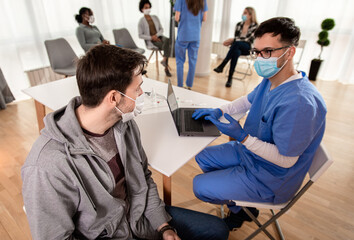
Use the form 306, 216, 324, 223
174, 0, 208, 89
191, 17, 327, 231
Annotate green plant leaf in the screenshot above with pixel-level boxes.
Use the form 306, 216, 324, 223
318, 31, 328, 40
322, 39, 330, 46
321, 19, 335, 31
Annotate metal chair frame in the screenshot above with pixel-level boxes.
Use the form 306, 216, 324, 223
222, 144, 332, 240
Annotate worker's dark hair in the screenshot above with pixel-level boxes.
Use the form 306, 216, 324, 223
186, 0, 204, 16
254, 17, 300, 46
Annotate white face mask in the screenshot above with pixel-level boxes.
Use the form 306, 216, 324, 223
143, 9, 151, 15
115, 91, 144, 122
88, 15, 95, 24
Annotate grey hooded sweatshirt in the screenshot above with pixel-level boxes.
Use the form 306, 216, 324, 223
22, 97, 171, 240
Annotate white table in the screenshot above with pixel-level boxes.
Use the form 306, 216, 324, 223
23, 76, 242, 205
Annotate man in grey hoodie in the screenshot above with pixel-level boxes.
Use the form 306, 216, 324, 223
22, 45, 229, 240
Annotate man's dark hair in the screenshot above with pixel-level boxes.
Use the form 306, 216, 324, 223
76, 45, 147, 107
139, 0, 152, 12
254, 17, 301, 47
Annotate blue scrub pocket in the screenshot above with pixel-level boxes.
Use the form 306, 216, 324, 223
258, 116, 273, 143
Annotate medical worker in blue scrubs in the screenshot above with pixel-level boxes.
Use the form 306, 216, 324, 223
192, 17, 327, 231
174, 0, 208, 89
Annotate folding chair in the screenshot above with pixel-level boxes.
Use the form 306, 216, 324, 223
231, 143, 332, 240
112, 28, 145, 54
44, 38, 78, 77
293, 40, 306, 70
225, 54, 254, 81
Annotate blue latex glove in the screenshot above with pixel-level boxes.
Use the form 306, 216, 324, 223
205, 113, 248, 142
192, 108, 223, 120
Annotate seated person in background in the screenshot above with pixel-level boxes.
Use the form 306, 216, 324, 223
75, 7, 110, 52
138, 0, 172, 77
214, 7, 258, 87
192, 17, 327, 231
22, 45, 229, 240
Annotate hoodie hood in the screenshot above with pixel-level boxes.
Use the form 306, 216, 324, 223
41, 96, 126, 156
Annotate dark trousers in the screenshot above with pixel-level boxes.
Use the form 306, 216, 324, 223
152, 36, 170, 58
133, 205, 229, 240
221, 41, 250, 81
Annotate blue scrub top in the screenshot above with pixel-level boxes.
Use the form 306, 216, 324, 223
174, 0, 208, 41
240, 72, 327, 204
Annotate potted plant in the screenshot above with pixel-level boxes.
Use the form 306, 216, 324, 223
308, 18, 335, 80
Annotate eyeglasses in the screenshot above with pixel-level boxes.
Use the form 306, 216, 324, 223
249, 46, 290, 59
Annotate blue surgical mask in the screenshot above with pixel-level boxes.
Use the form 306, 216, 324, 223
254, 49, 289, 79
242, 15, 247, 22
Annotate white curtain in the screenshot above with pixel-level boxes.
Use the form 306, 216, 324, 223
213, 0, 354, 84
1, 0, 354, 101
0, 0, 171, 100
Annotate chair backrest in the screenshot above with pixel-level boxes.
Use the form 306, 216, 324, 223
293, 39, 306, 69
308, 144, 333, 182
113, 28, 138, 49
44, 38, 78, 70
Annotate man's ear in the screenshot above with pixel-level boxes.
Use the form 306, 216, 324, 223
105, 90, 120, 107
288, 46, 296, 60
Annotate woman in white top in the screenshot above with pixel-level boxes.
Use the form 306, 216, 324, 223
138, 0, 172, 77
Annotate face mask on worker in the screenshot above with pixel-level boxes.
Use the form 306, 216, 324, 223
254, 48, 290, 79
88, 15, 95, 24
143, 9, 151, 15
242, 15, 247, 22
115, 91, 144, 122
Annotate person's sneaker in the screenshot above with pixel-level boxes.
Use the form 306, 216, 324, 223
183, 85, 191, 90
213, 66, 223, 73
223, 207, 259, 231
225, 80, 232, 87
165, 68, 172, 77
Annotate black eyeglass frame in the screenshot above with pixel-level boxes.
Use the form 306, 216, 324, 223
249, 46, 291, 59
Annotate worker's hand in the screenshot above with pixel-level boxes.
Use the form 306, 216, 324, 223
206, 113, 247, 142
192, 108, 222, 120
102, 40, 110, 45
223, 38, 234, 46
162, 230, 181, 240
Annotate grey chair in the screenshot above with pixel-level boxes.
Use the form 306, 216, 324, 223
0, 67, 15, 110
113, 28, 145, 54
44, 38, 78, 77
228, 144, 332, 240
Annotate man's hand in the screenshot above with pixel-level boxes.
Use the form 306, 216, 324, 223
206, 113, 248, 142
102, 40, 110, 45
192, 108, 222, 120
223, 38, 234, 46
162, 229, 180, 240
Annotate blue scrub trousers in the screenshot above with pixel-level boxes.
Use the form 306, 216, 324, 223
175, 40, 200, 88
193, 141, 273, 213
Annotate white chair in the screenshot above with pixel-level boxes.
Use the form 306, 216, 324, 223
229, 144, 332, 240
225, 54, 254, 81
44, 38, 78, 77
293, 39, 306, 70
